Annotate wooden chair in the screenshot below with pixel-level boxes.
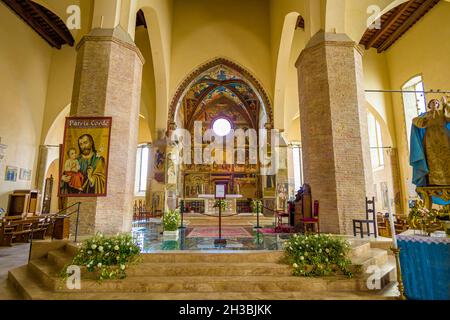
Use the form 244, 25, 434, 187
0, 219, 14, 247
353, 197, 377, 238
300, 200, 320, 234
270, 207, 293, 233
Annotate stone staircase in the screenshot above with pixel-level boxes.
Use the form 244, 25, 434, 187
8, 241, 397, 300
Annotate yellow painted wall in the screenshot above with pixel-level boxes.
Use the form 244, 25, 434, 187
363, 49, 396, 145
384, 1, 450, 204
170, 0, 274, 104
0, 4, 53, 209
39, 0, 93, 145
135, 26, 156, 142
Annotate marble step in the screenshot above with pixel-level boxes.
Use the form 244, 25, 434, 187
48, 251, 293, 277
47, 249, 387, 279
57, 242, 381, 268
139, 251, 285, 263
351, 248, 388, 270
8, 266, 392, 300
27, 258, 374, 293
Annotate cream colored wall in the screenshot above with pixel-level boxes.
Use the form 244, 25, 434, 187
170, 0, 274, 110
137, 0, 174, 130
0, 4, 53, 209
135, 26, 156, 142
363, 49, 396, 145
39, 0, 93, 145
385, 1, 450, 204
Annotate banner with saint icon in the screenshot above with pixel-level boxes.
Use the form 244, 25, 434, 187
59, 117, 112, 197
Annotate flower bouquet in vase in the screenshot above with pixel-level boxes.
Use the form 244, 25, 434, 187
163, 209, 181, 240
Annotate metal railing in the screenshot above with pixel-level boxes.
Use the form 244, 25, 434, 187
28, 202, 81, 262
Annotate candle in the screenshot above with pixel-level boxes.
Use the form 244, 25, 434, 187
387, 197, 398, 249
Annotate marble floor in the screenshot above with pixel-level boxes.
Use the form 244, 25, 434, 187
0, 243, 29, 300
132, 219, 292, 252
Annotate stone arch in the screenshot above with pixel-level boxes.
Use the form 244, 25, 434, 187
366, 100, 403, 214
168, 57, 273, 130
132, 2, 170, 131
366, 101, 394, 148
274, 12, 301, 130
44, 104, 70, 146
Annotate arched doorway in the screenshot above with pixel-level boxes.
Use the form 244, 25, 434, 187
136, 58, 280, 246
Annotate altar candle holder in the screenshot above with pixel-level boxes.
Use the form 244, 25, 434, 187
387, 197, 406, 300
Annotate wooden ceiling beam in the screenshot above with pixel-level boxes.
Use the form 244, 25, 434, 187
366, 0, 415, 49
377, 0, 438, 52
1, 0, 61, 48
29, 1, 74, 46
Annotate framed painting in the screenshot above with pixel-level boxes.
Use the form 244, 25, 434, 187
5, 166, 18, 182
59, 117, 112, 197
19, 168, 32, 181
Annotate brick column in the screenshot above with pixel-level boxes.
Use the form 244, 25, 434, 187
68, 27, 144, 236
295, 32, 372, 234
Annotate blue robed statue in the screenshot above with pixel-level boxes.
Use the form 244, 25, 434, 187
410, 97, 450, 205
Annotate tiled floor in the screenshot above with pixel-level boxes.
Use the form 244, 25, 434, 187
0, 244, 29, 300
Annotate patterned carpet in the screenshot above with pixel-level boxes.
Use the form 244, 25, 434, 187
186, 227, 254, 238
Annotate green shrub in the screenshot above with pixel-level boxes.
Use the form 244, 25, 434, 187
163, 209, 181, 231
250, 200, 263, 214
213, 200, 228, 212
65, 233, 141, 280
283, 234, 353, 278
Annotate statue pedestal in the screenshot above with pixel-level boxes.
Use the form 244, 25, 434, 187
416, 186, 450, 209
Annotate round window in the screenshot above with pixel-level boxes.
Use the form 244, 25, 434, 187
212, 118, 232, 137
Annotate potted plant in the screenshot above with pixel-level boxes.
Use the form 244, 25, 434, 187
213, 199, 228, 212
251, 199, 263, 215
163, 209, 181, 240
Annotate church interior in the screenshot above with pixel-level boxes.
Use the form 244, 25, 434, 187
0, 0, 449, 301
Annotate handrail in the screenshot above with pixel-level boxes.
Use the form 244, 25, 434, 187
28, 202, 82, 262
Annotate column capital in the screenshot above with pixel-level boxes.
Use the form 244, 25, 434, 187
77, 27, 145, 64
296, 31, 364, 68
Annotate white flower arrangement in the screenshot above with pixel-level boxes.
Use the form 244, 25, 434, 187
65, 232, 141, 281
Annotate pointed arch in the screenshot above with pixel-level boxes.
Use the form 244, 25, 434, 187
168, 58, 273, 130
274, 12, 301, 130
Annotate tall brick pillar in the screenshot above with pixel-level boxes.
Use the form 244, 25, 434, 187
296, 32, 373, 234
68, 27, 144, 236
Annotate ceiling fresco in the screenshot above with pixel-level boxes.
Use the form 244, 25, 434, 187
181, 64, 262, 129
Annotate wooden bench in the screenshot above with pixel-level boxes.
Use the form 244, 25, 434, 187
0, 220, 14, 246
0, 217, 52, 245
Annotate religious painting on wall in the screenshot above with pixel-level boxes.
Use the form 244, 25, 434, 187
4, 166, 18, 182
19, 168, 32, 181
276, 183, 289, 211
59, 117, 112, 197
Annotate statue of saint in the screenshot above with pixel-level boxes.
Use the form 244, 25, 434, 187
411, 97, 450, 186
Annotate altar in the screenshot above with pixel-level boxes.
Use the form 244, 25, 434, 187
183, 194, 246, 215
398, 231, 450, 300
